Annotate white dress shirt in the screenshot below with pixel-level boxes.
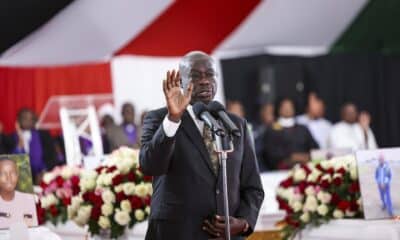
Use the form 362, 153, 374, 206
296, 114, 332, 149
328, 121, 377, 150
162, 105, 204, 137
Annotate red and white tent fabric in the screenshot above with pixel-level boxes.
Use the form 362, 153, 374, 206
0, 0, 368, 131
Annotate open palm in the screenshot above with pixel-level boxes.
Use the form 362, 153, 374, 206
163, 70, 193, 122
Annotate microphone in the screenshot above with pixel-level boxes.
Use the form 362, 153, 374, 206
192, 102, 225, 137
208, 101, 241, 137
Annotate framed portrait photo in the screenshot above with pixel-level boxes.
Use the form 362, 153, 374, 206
356, 147, 400, 219
0, 154, 38, 229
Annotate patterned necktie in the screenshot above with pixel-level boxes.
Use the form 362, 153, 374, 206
203, 124, 220, 176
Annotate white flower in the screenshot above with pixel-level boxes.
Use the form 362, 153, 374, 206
121, 200, 132, 213
135, 183, 148, 198
135, 170, 143, 178
300, 212, 310, 223
102, 189, 116, 203
68, 196, 83, 218
317, 191, 332, 204
350, 167, 358, 180
292, 193, 304, 202
42, 173, 55, 184
321, 174, 332, 182
145, 183, 153, 196
41, 193, 59, 209
293, 168, 306, 182
291, 201, 303, 212
345, 210, 356, 217
114, 209, 131, 226
307, 171, 321, 183
115, 184, 124, 193
98, 216, 111, 229
304, 195, 318, 212
123, 183, 136, 196
61, 167, 73, 179
135, 209, 145, 221
357, 198, 362, 209
320, 161, 332, 170
305, 186, 316, 196
333, 209, 344, 219
145, 206, 151, 215
101, 203, 114, 216
317, 204, 329, 216
74, 205, 92, 226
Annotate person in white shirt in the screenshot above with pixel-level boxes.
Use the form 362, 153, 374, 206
297, 93, 332, 149
328, 103, 377, 150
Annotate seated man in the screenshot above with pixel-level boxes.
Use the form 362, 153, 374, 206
11, 108, 57, 183
328, 103, 377, 150
296, 93, 332, 149
0, 156, 38, 228
262, 98, 318, 170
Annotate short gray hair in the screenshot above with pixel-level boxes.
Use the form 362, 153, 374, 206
179, 51, 216, 90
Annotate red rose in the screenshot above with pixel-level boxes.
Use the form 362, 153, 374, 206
83, 191, 95, 202
90, 206, 101, 220
112, 174, 124, 185
349, 182, 360, 193
143, 195, 151, 206
39, 181, 48, 190
333, 177, 342, 186
350, 201, 359, 212
126, 172, 136, 182
130, 196, 143, 209
106, 166, 117, 173
36, 203, 46, 225
55, 176, 64, 188
116, 191, 127, 202
338, 200, 350, 211
337, 167, 346, 175
326, 168, 334, 175
72, 185, 80, 195
280, 177, 293, 188
302, 164, 312, 175
62, 197, 71, 206
143, 175, 153, 182
70, 175, 80, 186
298, 181, 308, 194
92, 194, 103, 207
49, 205, 58, 217
331, 193, 340, 205
320, 179, 330, 189
95, 166, 105, 174
285, 216, 299, 228
316, 164, 324, 172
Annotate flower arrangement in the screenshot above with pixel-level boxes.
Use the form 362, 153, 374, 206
68, 147, 152, 239
36, 165, 81, 225
276, 155, 363, 240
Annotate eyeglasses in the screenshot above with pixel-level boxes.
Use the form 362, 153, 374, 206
189, 70, 216, 81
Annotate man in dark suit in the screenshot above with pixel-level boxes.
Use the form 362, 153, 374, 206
11, 108, 57, 183
140, 51, 264, 240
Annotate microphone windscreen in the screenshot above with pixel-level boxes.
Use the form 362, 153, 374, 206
192, 102, 208, 118
207, 101, 225, 112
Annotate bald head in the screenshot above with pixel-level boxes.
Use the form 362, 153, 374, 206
179, 51, 217, 104
0, 158, 18, 194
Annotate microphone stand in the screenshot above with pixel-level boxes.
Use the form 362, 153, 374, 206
212, 128, 234, 240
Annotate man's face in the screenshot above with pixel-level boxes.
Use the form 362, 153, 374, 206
122, 105, 135, 123
0, 160, 18, 193
19, 111, 35, 130
279, 100, 295, 118
342, 104, 358, 124
189, 60, 217, 104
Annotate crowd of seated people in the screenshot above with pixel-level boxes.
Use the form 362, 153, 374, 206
0, 102, 145, 184
226, 93, 378, 172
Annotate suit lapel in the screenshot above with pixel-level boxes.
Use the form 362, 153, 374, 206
180, 111, 216, 177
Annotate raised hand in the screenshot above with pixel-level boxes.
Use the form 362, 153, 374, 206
162, 70, 193, 122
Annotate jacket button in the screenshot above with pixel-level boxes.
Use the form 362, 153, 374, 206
216, 189, 220, 195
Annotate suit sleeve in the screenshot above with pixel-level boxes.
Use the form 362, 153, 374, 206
235, 120, 265, 235
139, 110, 177, 176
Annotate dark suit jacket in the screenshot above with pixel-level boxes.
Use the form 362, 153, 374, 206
139, 108, 264, 240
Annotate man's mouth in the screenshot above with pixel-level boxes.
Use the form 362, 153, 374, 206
197, 89, 212, 97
